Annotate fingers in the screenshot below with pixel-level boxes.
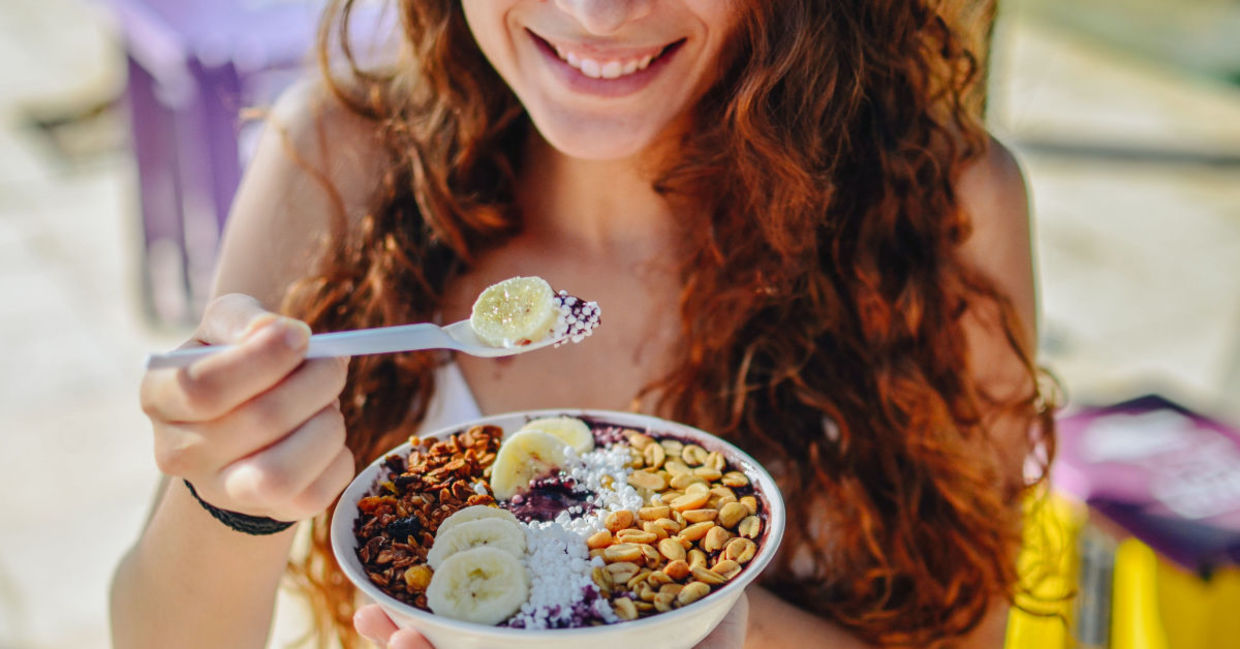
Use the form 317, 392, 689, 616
287, 446, 356, 518
203, 356, 348, 464
142, 317, 311, 423
218, 404, 347, 510
355, 605, 435, 649
149, 356, 347, 479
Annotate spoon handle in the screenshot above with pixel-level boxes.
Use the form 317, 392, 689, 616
145, 323, 455, 369
303, 323, 454, 358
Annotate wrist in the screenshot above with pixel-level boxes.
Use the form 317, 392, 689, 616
182, 479, 296, 536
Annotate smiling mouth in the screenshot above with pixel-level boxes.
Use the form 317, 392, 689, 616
527, 30, 685, 81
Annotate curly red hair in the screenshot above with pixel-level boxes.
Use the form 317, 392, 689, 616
280, 1, 1056, 647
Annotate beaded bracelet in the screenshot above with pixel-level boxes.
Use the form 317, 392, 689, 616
183, 479, 295, 536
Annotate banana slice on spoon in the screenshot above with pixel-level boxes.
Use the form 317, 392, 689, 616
469, 276, 601, 349
470, 276, 560, 347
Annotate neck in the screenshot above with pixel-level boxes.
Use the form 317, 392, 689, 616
516, 130, 677, 256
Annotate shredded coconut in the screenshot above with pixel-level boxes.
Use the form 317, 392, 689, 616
504, 442, 633, 627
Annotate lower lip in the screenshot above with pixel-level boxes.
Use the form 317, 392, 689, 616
528, 31, 683, 99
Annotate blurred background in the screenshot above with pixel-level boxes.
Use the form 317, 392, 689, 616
0, 0, 1236, 647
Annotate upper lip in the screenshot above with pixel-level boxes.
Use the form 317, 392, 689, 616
527, 28, 676, 62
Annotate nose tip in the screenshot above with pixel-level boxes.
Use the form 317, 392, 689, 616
553, 0, 654, 35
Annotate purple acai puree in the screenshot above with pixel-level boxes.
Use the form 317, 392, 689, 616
504, 586, 610, 629
503, 475, 597, 523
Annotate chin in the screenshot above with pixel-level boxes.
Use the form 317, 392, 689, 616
529, 110, 666, 161
542, 132, 650, 161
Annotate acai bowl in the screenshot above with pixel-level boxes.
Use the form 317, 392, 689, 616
331, 410, 785, 649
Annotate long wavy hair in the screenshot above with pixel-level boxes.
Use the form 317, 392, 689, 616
280, 1, 1057, 647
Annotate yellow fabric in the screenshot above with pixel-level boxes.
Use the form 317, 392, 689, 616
1110, 540, 1167, 649
1151, 557, 1240, 649
1005, 494, 1081, 649
1003, 493, 1240, 649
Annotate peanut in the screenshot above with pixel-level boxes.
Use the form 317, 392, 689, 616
606, 561, 641, 583
713, 559, 743, 580
643, 442, 667, 470
676, 581, 711, 606
671, 492, 710, 512
605, 510, 635, 532
718, 502, 749, 529
658, 537, 687, 562
638, 505, 671, 521
678, 521, 714, 542
690, 565, 728, 586
627, 470, 667, 491
616, 529, 659, 545
604, 543, 643, 563
614, 597, 638, 620
724, 537, 757, 564
737, 515, 762, 539
664, 559, 691, 580
586, 529, 613, 550
702, 525, 733, 553
682, 508, 719, 524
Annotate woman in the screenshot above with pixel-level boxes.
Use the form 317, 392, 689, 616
111, 1, 1055, 648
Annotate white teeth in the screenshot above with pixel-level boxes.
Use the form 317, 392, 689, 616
580, 58, 602, 78
601, 60, 622, 79
553, 45, 661, 80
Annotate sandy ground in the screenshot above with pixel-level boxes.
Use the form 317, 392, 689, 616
0, 0, 1236, 647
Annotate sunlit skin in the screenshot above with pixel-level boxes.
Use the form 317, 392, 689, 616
462, 0, 741, 161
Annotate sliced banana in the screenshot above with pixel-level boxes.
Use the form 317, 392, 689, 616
426, 546, 529, 625
517, 416, 595, 454
427, 518, 527, 570
489, 430, 572, 500
469, 276, 559, 347
436, 505, 522, 538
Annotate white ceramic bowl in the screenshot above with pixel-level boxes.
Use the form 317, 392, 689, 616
332, 409, 786, 649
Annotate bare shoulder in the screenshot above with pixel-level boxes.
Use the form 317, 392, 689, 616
955, 135, 1036, 341
953, 135, 1042, 477
211, 77, 386, 310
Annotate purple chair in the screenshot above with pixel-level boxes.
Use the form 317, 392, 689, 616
99, 0, 325, 324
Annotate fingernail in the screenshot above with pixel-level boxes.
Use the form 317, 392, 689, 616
283, 319, 312, 350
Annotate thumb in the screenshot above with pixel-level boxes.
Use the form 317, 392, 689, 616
354, 605, 435, 649
354, 604, 398, 646
193, 293, 304, 346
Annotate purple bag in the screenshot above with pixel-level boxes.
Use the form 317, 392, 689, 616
1053, 394, 1240, 573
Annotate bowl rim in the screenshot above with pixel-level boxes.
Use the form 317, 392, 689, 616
331, 408, 786, 638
